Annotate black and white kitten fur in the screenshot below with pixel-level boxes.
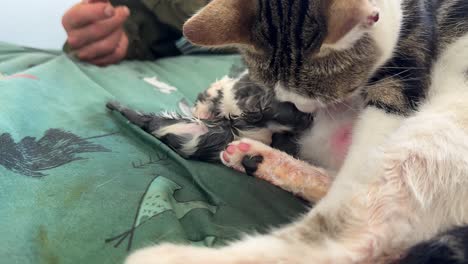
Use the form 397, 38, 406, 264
107, 71, 360, 174
111, 0, 468, 263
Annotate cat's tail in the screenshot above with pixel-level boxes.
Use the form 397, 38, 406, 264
106, 101, 234, 161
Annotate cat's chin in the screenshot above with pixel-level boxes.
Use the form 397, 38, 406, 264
293, 101, 322, 113
322, 95, 364, 113
274, 83, 324, 113
274, 82, 363, 114
291, 96, 363, 115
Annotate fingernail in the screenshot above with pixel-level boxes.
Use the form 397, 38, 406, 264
67, 36, 78, 46
77, 51, 87, 60
81, 0, 90, 3
123, 6, 130, 16
104, 5, 114, 17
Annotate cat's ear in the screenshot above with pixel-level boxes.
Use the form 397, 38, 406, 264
183, 0, 256, 47
324, 0, 380, 45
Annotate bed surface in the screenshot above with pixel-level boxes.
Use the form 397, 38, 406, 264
0, 42, 307, 264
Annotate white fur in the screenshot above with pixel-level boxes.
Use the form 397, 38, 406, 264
154, 122, 208, 156
236, 128, 273, 145
299, 96, 363, 174
369, 0, 403, 69
429, 34, 468, 97
192, 73, 252, 119
218, 75, 245, 117
274, 82, 325, 113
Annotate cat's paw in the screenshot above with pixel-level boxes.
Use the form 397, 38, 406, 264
220, 138, 273, 176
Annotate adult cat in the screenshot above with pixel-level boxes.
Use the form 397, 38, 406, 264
126, 0, 468, 263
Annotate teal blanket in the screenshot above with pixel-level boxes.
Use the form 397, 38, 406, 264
0, 42, 307, 264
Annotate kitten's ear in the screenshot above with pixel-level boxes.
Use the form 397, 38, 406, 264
183, 0, 256, 47
324, 0, 380, 45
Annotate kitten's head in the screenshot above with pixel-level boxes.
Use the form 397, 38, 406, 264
184, 0, 383, 112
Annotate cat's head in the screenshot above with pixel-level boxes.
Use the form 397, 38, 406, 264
184, 0, 395, 112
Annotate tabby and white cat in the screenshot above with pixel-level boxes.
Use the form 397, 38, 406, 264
122, 0, 468, 263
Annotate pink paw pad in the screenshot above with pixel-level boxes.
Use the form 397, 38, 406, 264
238, 143, 251, 152
222, 151, 230, 163
221, 141, 253, 166
226, 145, 236, 154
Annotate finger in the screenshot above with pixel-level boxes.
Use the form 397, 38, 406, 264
83, 0, 108, 3
67, 6, 129, 49
62, 2, 115, 30
77, 29, 123, 61
89, 34, 128, 66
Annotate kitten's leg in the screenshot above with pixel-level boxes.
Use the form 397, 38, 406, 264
107, 102, 234, 161
221, 138, 331, 202
126, 102, 468, 264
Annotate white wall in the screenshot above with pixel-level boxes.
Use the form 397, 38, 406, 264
0, 0, 77, 49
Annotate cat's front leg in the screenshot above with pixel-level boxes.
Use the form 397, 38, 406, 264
125, 235, 325, 264
221, 138, 331, 202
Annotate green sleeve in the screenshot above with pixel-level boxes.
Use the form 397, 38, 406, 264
141, 0, 210, 31
119, 0, 181, 60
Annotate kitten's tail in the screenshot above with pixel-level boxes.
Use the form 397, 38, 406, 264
106, 101, 234, 161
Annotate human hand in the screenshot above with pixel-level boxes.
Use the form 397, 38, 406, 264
62, 0, 130, 66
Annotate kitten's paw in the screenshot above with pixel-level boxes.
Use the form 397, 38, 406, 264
221, 138, 331, 202
220, 138, 272, 176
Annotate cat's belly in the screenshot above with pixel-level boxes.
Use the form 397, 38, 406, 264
298, 97, 363, 175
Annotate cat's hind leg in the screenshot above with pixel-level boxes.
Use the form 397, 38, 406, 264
221, 138, 331, 202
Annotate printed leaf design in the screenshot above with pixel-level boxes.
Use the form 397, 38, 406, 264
0, 129, 111, 177
106, 176, 218, 251
143, 76, 178, 94
0, 73, 39, 80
